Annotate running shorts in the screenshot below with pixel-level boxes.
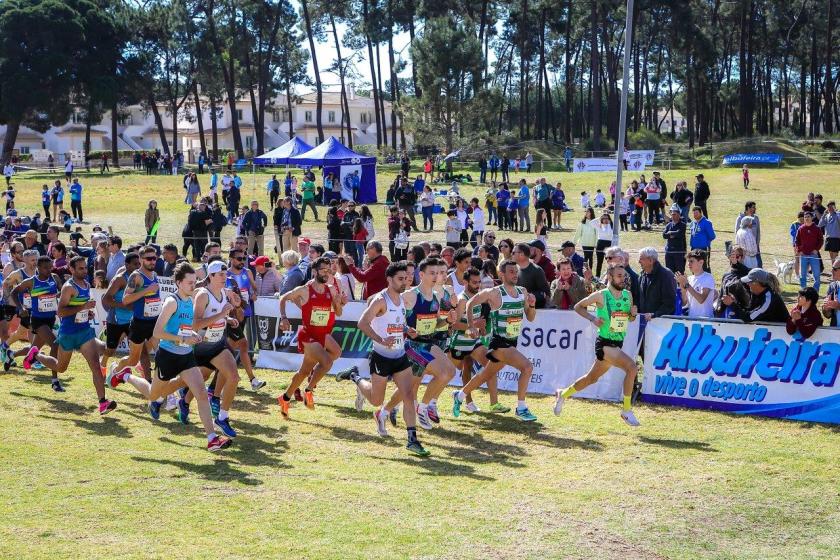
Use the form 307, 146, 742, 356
406, 339, 444, 377
486, 335, 517, 363
156, 347, 198, 381
129, 318, 157, 345
2, 305, 16, 322
447, 342, 479, 362
194, 341, 227, 369
297, 327, 330, 353
226, 322, 245, 342
106, 321, 131, 350
57, 327, 95, 352
369, 351, 411, 378
30, 315, 56, 334
595, 336, 624, 361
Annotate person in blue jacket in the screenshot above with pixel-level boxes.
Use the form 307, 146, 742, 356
689, 206, 716, 272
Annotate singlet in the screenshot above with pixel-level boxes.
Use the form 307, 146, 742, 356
489, 285, 525, 341
13, 268, 32, 312
2, 262, 22, 304
158, 294, 195, 355
59, 280, 92, 334
110, 271, 133, 325
30, 275, 59, 320
449, 292, 490, 352
196, 287, 228, 345
597, 288, 632, 342
405, 287, 442, 344
369, 290, 406, 359
436, 286, 453, 336
131, 270, 161, 321
226, 268, 252, 318
301, 283, 336, 335
448, 271, 465, 296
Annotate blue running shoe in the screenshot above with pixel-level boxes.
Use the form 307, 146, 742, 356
209, 396, 220, 419
515, 407, 537, 422
177, 398, 190, 425
178, 386, 189, 399
149, 400, 162, 421
452, 391, 463, 418
214, 417, 237, 438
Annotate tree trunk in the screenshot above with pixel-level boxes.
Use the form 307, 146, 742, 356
738, 0, 750, 135
285, 83, 295, 139
111, 101, 119, 168
386, 14, 398, 150
408, 24, 420, 97
84, 101, 93, 171
193, 83, 207, 159
149, 96, 170, 155
824, 0, 834, 134
301, 0, 324, 143
589, 0, 601, 151
210, 96, 219, 162
536, 7, 546, 140
376, 44, 387, 146
171, 108, 179, 157
330, 15, 353, 147
519, 0, 528, 139
799, 60, 807, 136
1, 119, 20, 165
564, 0, 573, 142
362, 0, 382, 147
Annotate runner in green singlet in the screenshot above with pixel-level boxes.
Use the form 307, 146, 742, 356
554, 263, 641, 426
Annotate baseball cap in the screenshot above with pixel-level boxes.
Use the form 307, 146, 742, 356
207, 260, 227, 274
323, 251, 338, 259
561, 240, 575, 249
528, 239, 546, 252
695, 173, 704, 178
670, 204, 681, 214
740, 268, 771, 285
299, 237, 312, 246
251, 255, 271, 267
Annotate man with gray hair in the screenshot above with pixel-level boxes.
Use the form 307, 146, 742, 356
637, 246, 677, 320
595, 247, 640, 304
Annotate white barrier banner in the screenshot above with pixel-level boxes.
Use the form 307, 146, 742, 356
628, 150, 655, 165
642, 317, 840, 424
254, 297, 639, 401
573, 158, 647, 173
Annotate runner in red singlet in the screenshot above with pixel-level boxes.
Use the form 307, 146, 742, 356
277, 256, 345, 418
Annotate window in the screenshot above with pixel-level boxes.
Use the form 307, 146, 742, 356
245, 135, 254, 149
20, 146, 30, 155
118, 114, 133, 126
328, 111, 336, 123
305, 111, 313, 123
272, 110, 280, 122
71, 112, 84, 124
236, 109, 243, 121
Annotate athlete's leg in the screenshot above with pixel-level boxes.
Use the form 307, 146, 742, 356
78, 339, 106, 400
230, 337, 255, 381
419, 346, 456, 405
7, 325, 29, 346
211, 351, 239, 416
33, 347, 72, 373
498, 347, 534, 402
178, 367, 217, 438
391, 369, 417, 427
602, 346, 638, 407
282, 352, 318, 400
115, 341, 144, 374
305, 335, 340, 391
458, 355, 474, 404
460, 359, 503, 398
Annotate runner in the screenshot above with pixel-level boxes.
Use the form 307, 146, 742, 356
2, 248, 36, 368
553, 263, 641, 426
107, 262, 232, 452
100, 252, 140, 375
224, 249, 264, 391
0, 242, 25, 366
452, 259, 538, 421
23, 256, 116, 414
277, 256, 343, 418
333, 261, 430, 456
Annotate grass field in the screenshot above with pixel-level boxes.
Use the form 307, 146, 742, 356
1, 163, 839, 559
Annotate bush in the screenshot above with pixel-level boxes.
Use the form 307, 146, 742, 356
627, 127, 662, 151
820, 140, 836, 150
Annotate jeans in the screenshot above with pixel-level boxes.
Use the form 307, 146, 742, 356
595, 239, 612, 277
301, 198, 318, 220
71, 200, 83, 221
400, 204, 419, 231
800, 255, 821, 291
479, 168, 486, 183
486, 204, 497, 225
679, 205, 690, 222
517, 206, 530, 232
421, 205, 434, 230
354, 242, 365, 266
470, 230, 483, 249
665, 251, 686, 275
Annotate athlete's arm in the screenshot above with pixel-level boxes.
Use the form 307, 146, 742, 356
9, 275, 34, 304
2, 267, 20, 297
153, 297, 201, 345
278, 284, 308, 331
102, 276, 126, 311
120, 273, 149, 305
465, 288, 497, 334
574, 291, 605, 326
246, 270, 257, 299
452, 295, 469, 332
357, 296, 389, 345
329, 284, 344, 317
192, 290, 235, 331
57, 282, 93, 318
521, 287, 537, 322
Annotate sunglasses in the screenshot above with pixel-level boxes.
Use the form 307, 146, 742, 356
142, 256, 156, 261
232, 256, 244, 261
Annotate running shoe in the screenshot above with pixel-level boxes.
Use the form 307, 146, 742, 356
106, 367, 131, 388
620, 410, 641, 427
416, 405, 433, 430
3, 353, 16, 372
250, 377, 266, 391
465, 402, 481, 414
209, 395, 221, 419
354, 384, 365, 412
406, 440, 431, 457
98, 400, 117, 415
165, 393, 178, 411
389, 406, 399, 427
32, 361, 45, 370
207, 435, 232, 452
51, 380, 64, 392
149, 400, 162, 421
278, 395, 290, 419
373, 409, 388, 437
22, 346, 39, 370
553, 390, 565, 416
451, 391, 464, 418
178, 386, 189, 399
515, 407, 537, 422
427, 405, 440, 424
303, 389, 315, 410
334, 365, 359, 382
293, 388, 303, 402
214, 417, 237, 438
177, 398, 190, 425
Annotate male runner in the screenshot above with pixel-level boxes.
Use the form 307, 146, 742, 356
334, 261, 430, 456
0, 242, 25, 364
107, 262, 231, 452
452, 259, 538, 421
224, 249, 264, 391
2, 248, 36, 368
100, 252, 140, 374
277, 256, 343, 418
554, 263, 641, 426
23, 256, 116, 414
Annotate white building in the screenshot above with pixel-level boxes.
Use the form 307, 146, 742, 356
656, 107, 686, 137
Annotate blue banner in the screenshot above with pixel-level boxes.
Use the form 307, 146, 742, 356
722, 153, 782, 165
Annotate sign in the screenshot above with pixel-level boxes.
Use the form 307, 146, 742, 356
254, 298, 640, 401
339, 165, 361, 201
721, 153, 782, 165
642, 317, 840, 424
627, 150, 655, 165
573, 158, 647, 173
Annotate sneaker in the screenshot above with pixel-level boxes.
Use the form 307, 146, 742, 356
335, 365, 359, 382
416, 405, 433, 430
553, 389, 565, 416
452, 391, 464, 418
389, 406, 399, 427
427, 405, 440, 424
465, 402, 480, 414
32, 361, 45, 370
3, 353, 15, 372
515, 407, 537, 422
177, 398, 190, 424
214, 417, 237, 438
406, 440, 431, 457
207, 435, 232, 452
620, 410, 641, 427
250, 377, 266, 391
293, 388, 303, 402
106, 367, 131, 388
354, 384, 365, 412
149, 400, 162, 420
22, 346, 39, 370
209, 395, 220, 419
165, 393, 178, 411
303, 389, 315, 410
278, 395, 290, 419
98, 400, 117, 415
178, 386, 189, 399
373, 409, 388, 437
51, 380, 65, 392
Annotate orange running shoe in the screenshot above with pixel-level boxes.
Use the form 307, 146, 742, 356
278, 395, 290, 418
303, 389, 315, 410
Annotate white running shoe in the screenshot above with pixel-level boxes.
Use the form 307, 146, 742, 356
250, 378, 266, 391
620, 410, 641, 427
354, 384, 365, 412
465, 402, 480, 413
373, 409, 388, 437
165, 393, 178, 411
553, 389, 565, 416
416, 405, 433, 430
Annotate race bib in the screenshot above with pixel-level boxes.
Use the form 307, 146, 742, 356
75, 309, 91, 324
144, 297, 161, 318
177, 326, 196, 347
240, 289, 250, 304
23, 293, 31, 310
309, 306, 331, 327
506, 317, 522, 338
415, 313, 438, 336
386, 323, 404, 348
38, 295, 57, 313
610, 312, 629, 334
205, 321, 226, 343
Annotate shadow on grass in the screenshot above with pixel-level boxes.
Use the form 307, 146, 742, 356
462, 412, 606, 452
291, 417, 404, 448
637, 435, 718, 452
377, 454, 495, 481
133, 456, 264, 486
38, 413, 133, 439
11, 391, 88, 416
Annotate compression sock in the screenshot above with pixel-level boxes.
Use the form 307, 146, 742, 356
561, 386, 578, 399
407, 426, 418, 443
623, 395, 632, 411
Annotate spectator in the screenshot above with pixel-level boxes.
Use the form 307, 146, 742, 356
670, 181, 694, 222
188, 200, 213, 260
714, 245, 752, 319
534, 177, 552, 229
594, 213, 613, 277
675, 249, 716, 318
516, 179, 531, 232
637, 247, 677, 320
513, 242, 549, 308
551, 181, 565, 230
394, 178, 418, 231
821, 257, 840, 327
597, 247, 640, 305
253, 255, 283, 296
560, 240, 585, 277
795, 212, 823, 292
419, 184, 435, 231
573, 207, 597, 269
445, 210, 462, 249
663, 205, 687, 274
735, 201, 762, 267
734, 216, 759, 268
160, 243, 180, 277
689, 206, 715, 272
473, 231, 500, 263
241, 200, 268, 256
786, 287, 823, 339
693, 173, 710, 218
335, 255, 356, 301
549, 257, 589, 310
279, 197, 301, 255
106, 235, 125, 282
528, 239, 556, 282
342, 202, 361, 260
279, 250, 304, 294
818, 200, 839, 263
69, 177, 83, 222
496, 183, 510, 230
144, 200, 160, 244
345, 240, 390, 300
469, 198, 485, 248
790, 211, 805, 278
300, 175, 318, 221
722, 268, 789, 324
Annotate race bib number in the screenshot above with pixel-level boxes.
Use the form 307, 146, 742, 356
177, 326, 196, 347
610, 312, 629, 334
75, 309, 91, 324
386, 324, 404, 348
205, 321, 226, 343
415, 313, 438, 336
144, 297, 161, 318
23, 293, 31, 310
38, 295, 57, 313
309, 306, 331, 327
436, 309, 451, 332
506, 317, 522, 338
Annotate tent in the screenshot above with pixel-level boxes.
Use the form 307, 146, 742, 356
287, 136, 378, 203
253, 137, 315, 165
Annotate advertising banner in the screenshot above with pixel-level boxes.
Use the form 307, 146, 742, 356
722, 153, 782, 165
254, 298, 640, 401
628, 150, 655, 165
573, 158, 647, 173
641, 317, 840, 424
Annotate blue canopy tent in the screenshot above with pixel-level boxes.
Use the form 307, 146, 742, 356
253, 137, 315, 165
287, 136, 378, 203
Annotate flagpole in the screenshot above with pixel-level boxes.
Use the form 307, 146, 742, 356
612, 0, 635, 246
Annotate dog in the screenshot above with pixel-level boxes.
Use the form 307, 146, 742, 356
774, 257, 795, 285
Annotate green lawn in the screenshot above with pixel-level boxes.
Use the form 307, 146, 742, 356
2, 164, 839, 559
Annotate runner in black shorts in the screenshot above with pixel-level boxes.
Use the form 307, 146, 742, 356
2, 246, 35, 369
100, 252, 140, 375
